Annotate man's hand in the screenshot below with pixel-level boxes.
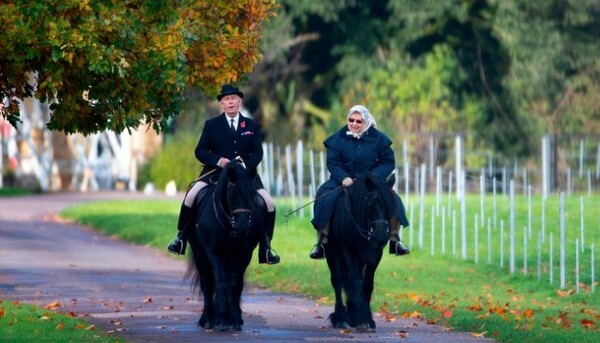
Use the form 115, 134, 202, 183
234, 156, 246, 168
217, 157, 231, 168
342, 177, 354, 187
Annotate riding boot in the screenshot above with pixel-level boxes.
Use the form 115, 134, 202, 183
389, 216, 409, 255
309, 233, 328, 260
167, 205, 194, 255
258, 210, 280, 265
309, 223, 329, 260
389, 237, 410, 255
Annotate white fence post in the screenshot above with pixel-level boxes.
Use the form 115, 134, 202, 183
510, 180, 515, 274
560, 192, 566, 289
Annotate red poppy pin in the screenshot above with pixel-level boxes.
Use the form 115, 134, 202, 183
240, 121, 246, 128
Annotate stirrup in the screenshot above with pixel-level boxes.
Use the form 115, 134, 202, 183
309, 244, 326, 260
259, 248, 280, 265
167, 238, 186, 255
389, 241, 409, 256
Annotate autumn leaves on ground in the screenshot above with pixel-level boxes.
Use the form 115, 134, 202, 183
0, 299, 114, 342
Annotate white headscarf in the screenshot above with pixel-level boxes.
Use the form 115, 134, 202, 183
346, 105, 377, 139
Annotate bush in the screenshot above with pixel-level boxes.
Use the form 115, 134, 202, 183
145, 133, 202, 191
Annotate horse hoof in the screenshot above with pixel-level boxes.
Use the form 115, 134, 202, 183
355, 323, 375, 333
333, 321, 350, 329
215, 324, 241, 332
199, 321, 214, 330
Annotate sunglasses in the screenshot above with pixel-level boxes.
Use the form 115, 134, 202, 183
348, 118, 364, 124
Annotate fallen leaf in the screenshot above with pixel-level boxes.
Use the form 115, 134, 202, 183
523, 308, 535, 318
491, 306, 506, 316
556, 289, 574, 297
397, 330, 409, 338
143, 297, 152, 303
44, 301, 62, 310
163, 306, 174, 310
581, 319, 596, 329
340, 328, 352, 334
39, 315, 51, 320
476, 312, 490, 320
471, 331, 487, 337
469, 303, 483, 312
407, 293, 420, 301
85, 325, 96, 331
442, 310, 453, 318
385, 314, 398, 322
56, 323, 64, 330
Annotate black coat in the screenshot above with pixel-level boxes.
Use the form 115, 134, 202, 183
312, 126, 409, 229
195, 113, 264, 188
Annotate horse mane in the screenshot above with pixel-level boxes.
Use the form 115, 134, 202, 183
344, 173, 396, 224
215, 162, 262, 218
365, 173, 397, 221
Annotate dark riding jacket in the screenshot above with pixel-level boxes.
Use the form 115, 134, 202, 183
311, 126, 409, 229
195, 113, 265, 189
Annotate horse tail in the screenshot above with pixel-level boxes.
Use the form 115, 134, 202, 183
185, 239, 203, 300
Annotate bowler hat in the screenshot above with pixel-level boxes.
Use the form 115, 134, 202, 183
216, 85, 244, 101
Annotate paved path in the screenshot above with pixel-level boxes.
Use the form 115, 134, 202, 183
0, 191, 493, 342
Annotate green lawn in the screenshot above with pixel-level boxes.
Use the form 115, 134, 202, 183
41, 194, 600, 342
0, 300, 123, 343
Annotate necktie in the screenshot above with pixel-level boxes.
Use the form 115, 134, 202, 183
230, 118, 236, 134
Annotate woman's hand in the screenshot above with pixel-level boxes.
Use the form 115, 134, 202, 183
342, 177, 354, 187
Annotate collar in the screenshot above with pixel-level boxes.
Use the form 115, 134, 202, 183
225, 113, 240, 125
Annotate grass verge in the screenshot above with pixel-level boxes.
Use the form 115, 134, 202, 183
0, 300, 123, 343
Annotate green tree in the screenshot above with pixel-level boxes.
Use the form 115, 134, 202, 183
495, 0, 600, 136
177, 0, 600, 164
343, 45, 486, 167
0, 0, 277, 134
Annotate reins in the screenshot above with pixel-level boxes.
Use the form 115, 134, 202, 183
210, 178, 251, 231
343, 188, 374, 240
186, 168, 220, 192
283, 185, 345, 218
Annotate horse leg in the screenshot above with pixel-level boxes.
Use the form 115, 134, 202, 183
197, 257, 216, 329
326, 256, 349, 329
361, 264, 378, 330
344, 263, 374, 332
212, 259, 247, 332
228, 262, 249, 330
198, 276, 215, 329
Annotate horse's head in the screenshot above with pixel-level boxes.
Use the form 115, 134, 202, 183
220, 162, 260, 238
359, 174, 398, 249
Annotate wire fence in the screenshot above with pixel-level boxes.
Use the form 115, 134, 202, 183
262, 135, 600, 293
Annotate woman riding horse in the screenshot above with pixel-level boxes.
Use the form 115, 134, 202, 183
310, 104, 410, 259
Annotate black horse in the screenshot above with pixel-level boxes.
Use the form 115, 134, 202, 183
326, 173, 397, 332
186, 162, 264, 332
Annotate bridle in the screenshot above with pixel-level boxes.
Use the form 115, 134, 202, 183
212, 186, 252, 236
343, 188, 389, 241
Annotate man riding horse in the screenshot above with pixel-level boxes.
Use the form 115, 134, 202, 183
167, 84, 280, 265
